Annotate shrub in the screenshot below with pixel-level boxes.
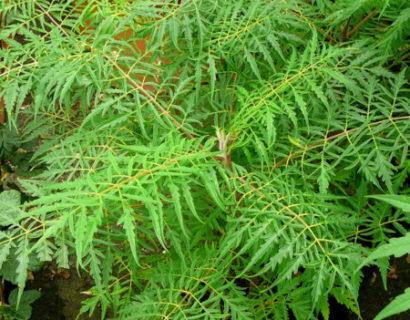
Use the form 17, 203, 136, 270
0, 0, 409, 319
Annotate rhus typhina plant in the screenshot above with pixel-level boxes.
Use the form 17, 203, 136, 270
0, 0, 409, 319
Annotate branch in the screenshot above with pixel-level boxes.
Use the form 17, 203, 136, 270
37, 2, 194, 140
102, 53, 194, 139
37, 3, 70, 38
270, 115, 410, 172
97, 151, 208, 196
346, 9, 377, 40
0, 98, 5, 124
289, 10, 337, 44
340, 17, 351, 42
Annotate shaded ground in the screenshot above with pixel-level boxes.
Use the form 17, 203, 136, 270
346, 255, 410, 320
26, 266, 99, 320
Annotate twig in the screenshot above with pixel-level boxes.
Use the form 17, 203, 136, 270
102, 53, 194, 139
270, 115, 410, 172
346, 9, 377, 40
37, 2, 194, 139
32, 1, 251, 197
0, 98, 5, 124
37, 3, 70, 38
0, 279, 4, 306
340, 17, 351, 42
289, 9, 337, 44
399, 50, 410, 62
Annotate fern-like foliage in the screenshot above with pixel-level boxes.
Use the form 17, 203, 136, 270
118, 249, 253, 320
0, 0, 409, 319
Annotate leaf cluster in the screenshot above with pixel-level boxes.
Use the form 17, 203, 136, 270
0, 0, 409, 319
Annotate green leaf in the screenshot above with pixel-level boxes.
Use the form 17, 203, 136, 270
200, 169, 225, 210
312, 260, 326, 306
0, 190, 23, 226
16, 246, 29, 289
244, 48, 261, 81
367, 194, 410, 212
59, 72, 77, 105
182, 185, 203, 223
5, 289, 41, 320
374, 288, 410, 320
358, 233, 410, 269
118, 209, 139, 265
9, 289, 41, 307
0, 241, 11, 270
4, 81, 18, 116
207, 54, 217, 96
0, 124, 20, 158
146, 201, 166, 249
168, 183, 188, 237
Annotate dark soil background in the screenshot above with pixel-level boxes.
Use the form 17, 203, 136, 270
26, 267, 99, 320
346, 256, 410, 320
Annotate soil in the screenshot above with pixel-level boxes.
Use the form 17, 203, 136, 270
26, 266, 99, 320
17, 256, 410, 319
346, 256, 410, 320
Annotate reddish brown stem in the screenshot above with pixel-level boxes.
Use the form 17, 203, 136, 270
340, 17, 351, 42
346, 9, 377, 40
289, 10, 337, 44
0, 98, 5, 125
271, 115, 410, 172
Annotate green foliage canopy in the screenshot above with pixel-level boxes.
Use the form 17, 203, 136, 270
0, 0, 409, 319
